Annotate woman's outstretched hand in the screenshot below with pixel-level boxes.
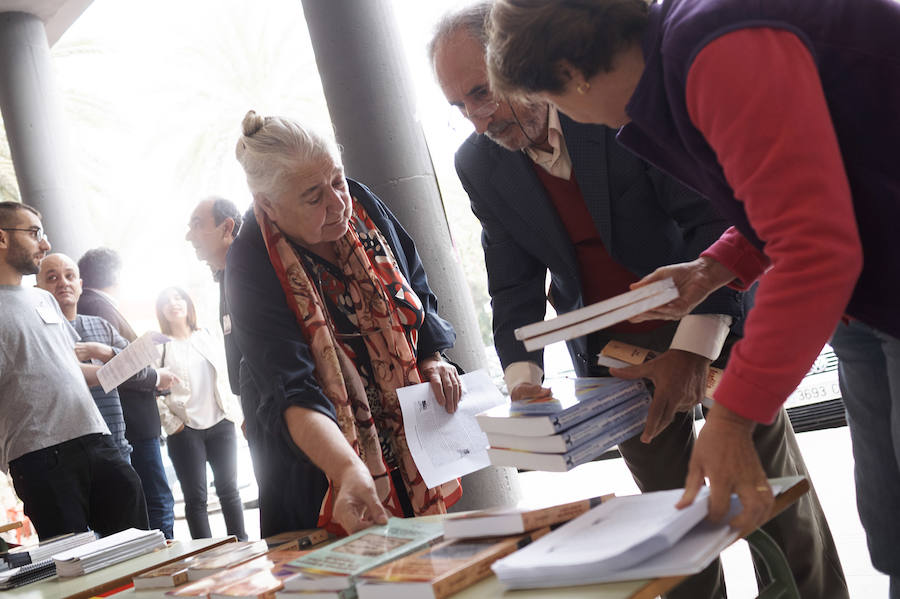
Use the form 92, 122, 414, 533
333, 463, 390, 534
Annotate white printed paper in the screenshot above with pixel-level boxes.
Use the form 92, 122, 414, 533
398, 369, 506, 488
97, 331, 170, 393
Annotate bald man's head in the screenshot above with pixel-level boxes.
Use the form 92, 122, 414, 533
36, 253, 82, 319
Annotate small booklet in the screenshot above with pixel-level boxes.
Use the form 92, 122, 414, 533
356, 528, 550, 599
475, 377, 648, 437
514, 278, 678, 351
263, 529, 331, 550
442, 494, 611, 539
485, 392, 649, 453
185, 541, 269, 581
282, 518, 444, 593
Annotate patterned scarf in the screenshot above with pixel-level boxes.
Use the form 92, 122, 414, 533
254, 198, 461, 534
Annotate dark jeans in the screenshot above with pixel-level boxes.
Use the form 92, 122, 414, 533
167, 419, 247, 541
9, 434, 148, 540
831, 319, 900, 592
130, 437, 175, 539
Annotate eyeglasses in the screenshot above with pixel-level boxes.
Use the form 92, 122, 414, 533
460, 100, 500, 120
1, 226, 46, 242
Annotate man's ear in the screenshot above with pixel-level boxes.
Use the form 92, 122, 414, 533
0, 229, 8, 250
220, 217, 236, 239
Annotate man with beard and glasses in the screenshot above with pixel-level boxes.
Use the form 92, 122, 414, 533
427, 4, 847, 598
0, 202, 148, 540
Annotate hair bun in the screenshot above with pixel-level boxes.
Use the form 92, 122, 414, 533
241, 110, 265, 137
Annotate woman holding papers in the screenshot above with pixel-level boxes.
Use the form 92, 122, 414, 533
155, 286, 247, 541
226, 110, 463, 537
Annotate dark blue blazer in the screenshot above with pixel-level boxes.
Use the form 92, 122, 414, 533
455, 116, 742, 376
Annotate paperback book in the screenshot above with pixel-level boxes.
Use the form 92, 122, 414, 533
475, 377, 648, 437
486, 415, 646, 472
282, 518, 444, 593
4, 531, 96, 567
264, 529, 331, 550
53, 528, 166, 577
442, 494, 611, 539
514, 278, 678, 351
133, 540, 240, 590
186, 541, 270, 581
484, 392, 650, 453
356, 528, 550, 599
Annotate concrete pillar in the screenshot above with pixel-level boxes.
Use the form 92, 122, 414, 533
0, 11, 93, 256
300, 0, 521, 510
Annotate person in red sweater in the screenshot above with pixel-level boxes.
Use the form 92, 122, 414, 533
485, 0, 900, 591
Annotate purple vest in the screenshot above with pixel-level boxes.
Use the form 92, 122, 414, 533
617, 0, 900, 339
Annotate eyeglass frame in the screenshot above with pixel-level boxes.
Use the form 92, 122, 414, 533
462, 99, 500, 120
0, 226, 47, 242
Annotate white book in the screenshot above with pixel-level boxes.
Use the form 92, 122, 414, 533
486, 418, 646, 472
520, 285, 679, 351
492, 476, 805, 589
491, 487, 711, 586
513, 279, 677, 348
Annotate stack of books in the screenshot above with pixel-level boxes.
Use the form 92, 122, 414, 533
53, 528, 166, 577
476, 377, 651, 471
4, 531, 97, 567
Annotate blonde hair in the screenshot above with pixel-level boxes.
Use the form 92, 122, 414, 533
235, 110, 340, 200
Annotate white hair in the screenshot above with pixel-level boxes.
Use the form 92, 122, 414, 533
235, 110, 341, 200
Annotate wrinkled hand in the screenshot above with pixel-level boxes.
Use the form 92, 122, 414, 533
610, 350, 710, 443
629, 257, 736, 322
510, 382, 553, 402
676, 404, 773, 532
419, 354, 462, 413
74, 341, 114, 363
333, 464, 389, 534
156, 368, 180, 391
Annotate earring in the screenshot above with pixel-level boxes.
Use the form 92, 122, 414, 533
576, 81, 591, 95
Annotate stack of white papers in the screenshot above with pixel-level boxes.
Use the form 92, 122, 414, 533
53, 528, 166, 578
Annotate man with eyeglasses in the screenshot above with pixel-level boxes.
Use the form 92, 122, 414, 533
0, 201, 148, 540
428, 4, 847, 598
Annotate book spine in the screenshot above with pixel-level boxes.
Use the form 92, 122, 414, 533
552, 382, 647, 431
518, 500, 593, 531
561, 395, 651, 449
566, 415, 648, 469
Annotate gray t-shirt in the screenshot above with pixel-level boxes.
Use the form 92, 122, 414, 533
0, 285, 108, 471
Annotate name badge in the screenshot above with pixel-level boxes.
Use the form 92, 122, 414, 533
222, 314, 232, 335
36, 302, 61, 324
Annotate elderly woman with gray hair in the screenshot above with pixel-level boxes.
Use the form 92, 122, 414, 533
227, 111, 463, 536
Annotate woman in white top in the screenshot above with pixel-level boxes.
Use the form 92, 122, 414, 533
155, 286, 247, 540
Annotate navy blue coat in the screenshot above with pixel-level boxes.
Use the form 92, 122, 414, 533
455, 116, 742, 375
